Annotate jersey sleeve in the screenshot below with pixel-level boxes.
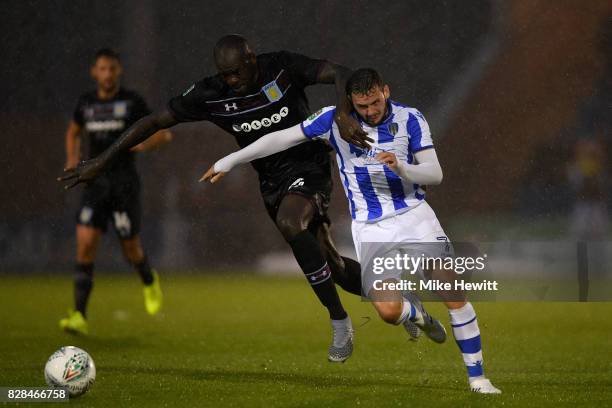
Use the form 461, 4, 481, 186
167, 80, 212, 123
407, 110, 434, 152
277, 51, 325, 88
72, 96, 85, 126
300, 106, 336, 140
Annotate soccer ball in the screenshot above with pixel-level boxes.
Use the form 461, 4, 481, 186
44, 346, 96, 397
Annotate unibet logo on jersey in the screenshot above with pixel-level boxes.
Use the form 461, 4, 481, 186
232, 107, 289, 132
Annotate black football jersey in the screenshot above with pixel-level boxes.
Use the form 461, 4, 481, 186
73, 88, 151, 173
167, 51, 332, 181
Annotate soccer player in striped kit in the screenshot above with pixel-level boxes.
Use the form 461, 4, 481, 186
203, 68, 501, 394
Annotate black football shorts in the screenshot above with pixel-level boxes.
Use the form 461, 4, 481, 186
260, 168, 332, 227
76, 172, 141, 239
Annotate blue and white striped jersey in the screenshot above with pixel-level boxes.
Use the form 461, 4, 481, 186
300, 101, 434, 222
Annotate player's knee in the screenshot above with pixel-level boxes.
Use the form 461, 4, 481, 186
374, 301, 403, 324
276, 215, 308, 241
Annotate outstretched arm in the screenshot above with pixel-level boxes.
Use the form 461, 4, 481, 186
376, 149, 443, 185
317, 62, 372, 149
59, 109, 178, 189
200, 124, 308, 183
130, 129, 173, 152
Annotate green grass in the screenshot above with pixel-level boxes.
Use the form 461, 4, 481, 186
1, 274, 611, 407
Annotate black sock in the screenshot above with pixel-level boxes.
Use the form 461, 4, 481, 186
339, 257, 363, 296
133, 256, 154, 285
288, 230, 348, 320
326, 256, 362, 296
74, 263, 94, 318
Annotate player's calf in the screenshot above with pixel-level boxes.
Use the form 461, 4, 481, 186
121, 236, 154, 285
372, 300, 403, 324
73, 263, 94, 318
120, 237, 162, 314
315, 222, 363, 296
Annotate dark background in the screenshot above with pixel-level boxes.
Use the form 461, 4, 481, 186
1, 1, 610, 271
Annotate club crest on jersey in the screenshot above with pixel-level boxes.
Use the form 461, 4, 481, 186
388, 122, 399, 136
262, 81, 283, 102
113, 101, 127, 118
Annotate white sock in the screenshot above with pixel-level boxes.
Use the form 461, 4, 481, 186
395, 301, 411, 325
331, 316, 352, 347
331, 316, 352, 326
394, 300, 423, 325
449, 302, 484, 380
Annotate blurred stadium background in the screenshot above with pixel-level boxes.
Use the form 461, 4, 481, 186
1, 0, 610, 273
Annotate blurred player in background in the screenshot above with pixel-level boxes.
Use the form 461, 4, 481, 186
568, 138, 608, 240
60, 48, 172, 335
203, 68, 501, 394
60, 35, 369, 362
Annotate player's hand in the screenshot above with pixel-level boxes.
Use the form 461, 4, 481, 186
199, 166, 227, 184
376, 152, 399, 172
57, 157, 105, 189
335, 112, 373, 149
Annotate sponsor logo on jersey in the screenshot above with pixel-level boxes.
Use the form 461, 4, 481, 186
225, 102, 238, 112
85, 120, 125, 132
232, 106, 289, 133
349, 146, 388, 166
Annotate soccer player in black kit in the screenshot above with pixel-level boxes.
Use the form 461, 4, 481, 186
59, 49, 172, 335
60, 35, 372, 361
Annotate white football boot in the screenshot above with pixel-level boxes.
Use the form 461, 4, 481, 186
470, 377, 502, 394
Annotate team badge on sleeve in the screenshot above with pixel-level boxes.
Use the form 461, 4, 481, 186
307, 108, 324, 121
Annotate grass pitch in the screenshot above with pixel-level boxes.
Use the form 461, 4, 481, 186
1, 273, 611, 407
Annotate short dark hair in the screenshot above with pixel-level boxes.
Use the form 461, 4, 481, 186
94, 48, 120, 63
214, 34, 250, 59
345, 68, 384, 96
